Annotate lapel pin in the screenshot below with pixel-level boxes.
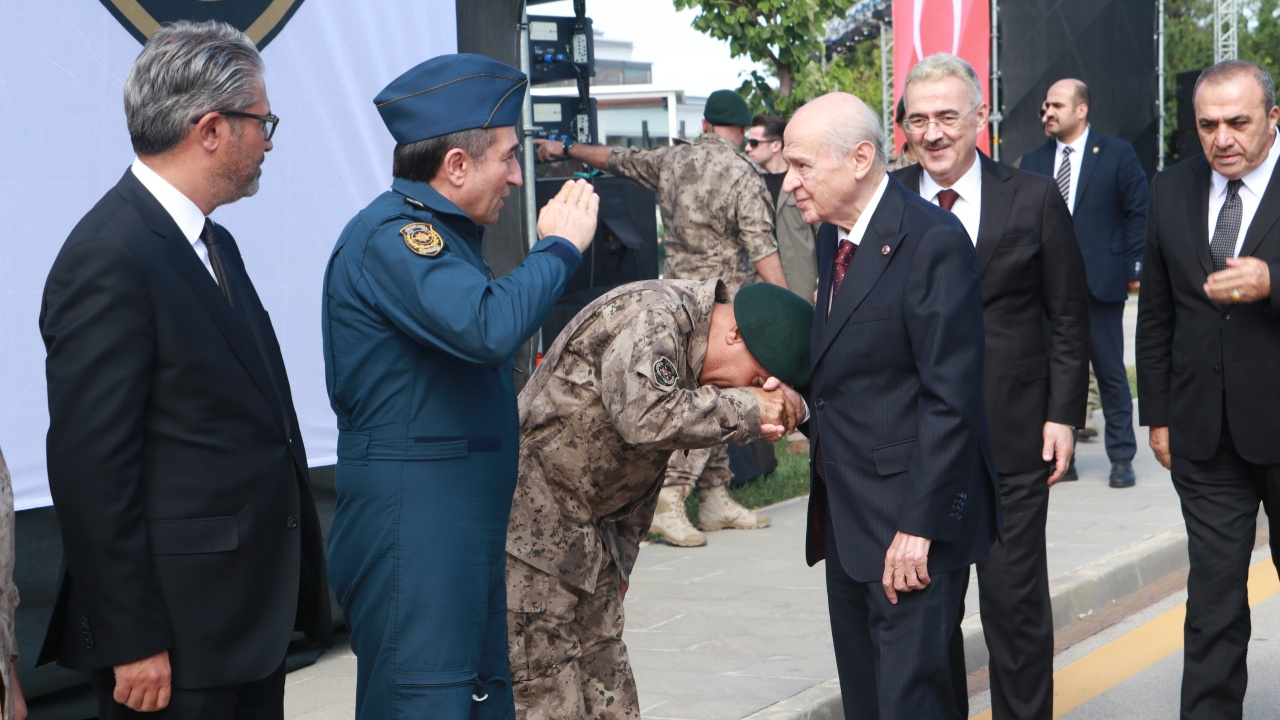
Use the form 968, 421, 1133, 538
1093, 146, 1100, 154
882, 245, 891, 255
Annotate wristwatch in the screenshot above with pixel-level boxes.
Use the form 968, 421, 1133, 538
561, 136, 576, 158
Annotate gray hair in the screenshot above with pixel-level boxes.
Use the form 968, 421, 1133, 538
393, 128, 496, 182
903, 53, 984, 110
826, 97, 888, 171
124, 20, 264, 156
1195, 60, 1277, 111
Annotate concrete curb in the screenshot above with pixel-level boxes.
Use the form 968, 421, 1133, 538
744, 525, 1191, 719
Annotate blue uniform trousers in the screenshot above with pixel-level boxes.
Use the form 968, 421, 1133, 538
329, 439, 516, 720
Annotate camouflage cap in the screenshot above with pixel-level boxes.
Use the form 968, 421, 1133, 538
704, 89, 753, 127
734, 283, 813, 387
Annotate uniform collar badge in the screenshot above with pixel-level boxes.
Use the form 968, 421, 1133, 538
401, 223, 444, 257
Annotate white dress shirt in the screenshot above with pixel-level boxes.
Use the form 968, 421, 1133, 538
1207, 131, 1280, 257
920, 151, 983, 244
832, 173, 891, 309
1053, 126, 1090, 214
130, 158, 218, 282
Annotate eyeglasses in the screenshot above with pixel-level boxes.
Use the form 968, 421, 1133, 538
902, 105, 978, 134
745, 137, 779, 148
195, 110, 279, 141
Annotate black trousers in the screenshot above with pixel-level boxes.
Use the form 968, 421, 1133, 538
93, 661, 285, 720
825, 510, 967, 720
1088, 295, 1136, 462
949, 466, 1053, 720
1173, 414, 1280, 720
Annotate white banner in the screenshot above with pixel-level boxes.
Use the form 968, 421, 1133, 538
0, 0, 457, 510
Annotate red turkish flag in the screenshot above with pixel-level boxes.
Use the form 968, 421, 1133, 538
891, 0, 992, 153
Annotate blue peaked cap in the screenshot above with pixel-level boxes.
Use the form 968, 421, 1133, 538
375, 53, 529, 144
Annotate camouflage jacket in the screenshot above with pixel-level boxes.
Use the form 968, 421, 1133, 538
0, 448, 17, 720
607, 134, 777, 298
508, 280, 761, 591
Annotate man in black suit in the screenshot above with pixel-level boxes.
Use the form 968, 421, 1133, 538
1137, 59, 1280, 719
38, 20, 331, 719
1022, 79, 1148, 488
784, 90, 999, 719
895, 54, 1089, 720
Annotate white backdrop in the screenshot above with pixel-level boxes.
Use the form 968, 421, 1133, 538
0, 0, 457, 510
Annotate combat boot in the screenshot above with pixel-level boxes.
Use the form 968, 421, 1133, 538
649, 486, 707, 547
697, 485, 771, 531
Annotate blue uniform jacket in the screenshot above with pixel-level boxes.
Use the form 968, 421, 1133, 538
321, 177, 580, 718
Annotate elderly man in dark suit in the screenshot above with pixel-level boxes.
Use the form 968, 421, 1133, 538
38, 20, 330, 719
1022, 79, 1149, 488
784, 90, 999, 719
895, 53, 1090, 720
1138, 59, 1280, 720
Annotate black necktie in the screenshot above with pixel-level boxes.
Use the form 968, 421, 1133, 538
1210, 179, 1244, 272
1056, 146, 1073, 205
201, 219, 294, 441
202, 219, 237, 311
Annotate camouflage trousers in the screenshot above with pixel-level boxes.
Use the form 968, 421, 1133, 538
662, 443, 732, 490
507, 554, 639, 720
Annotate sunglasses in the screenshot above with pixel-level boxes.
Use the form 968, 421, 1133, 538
746, 137, 779, 148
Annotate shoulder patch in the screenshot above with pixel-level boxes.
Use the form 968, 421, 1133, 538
401, 223, 444, 257
653, 357, 679, 387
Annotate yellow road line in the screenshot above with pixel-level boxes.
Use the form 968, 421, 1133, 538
969, 557, 1280, 719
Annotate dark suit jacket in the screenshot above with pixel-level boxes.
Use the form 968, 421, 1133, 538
1020, 131, 1149, 303
37, 169, 332, 688
1136, 153, 1280, 463
805, 176, 1000, 582
896, 154, 1091, 473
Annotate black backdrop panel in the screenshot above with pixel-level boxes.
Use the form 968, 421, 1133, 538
535, 175, 660, 347
999, 0, 1158, 176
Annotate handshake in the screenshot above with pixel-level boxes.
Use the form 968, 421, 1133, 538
746, 377, 806, 443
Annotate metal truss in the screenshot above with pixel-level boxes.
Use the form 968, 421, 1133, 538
1214, 0, 1238, 62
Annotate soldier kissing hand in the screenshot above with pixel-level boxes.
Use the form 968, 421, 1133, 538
746, 385, 796, 442
536, 178, 600, 252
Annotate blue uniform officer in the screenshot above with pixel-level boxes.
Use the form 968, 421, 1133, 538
322, 53, 599, 720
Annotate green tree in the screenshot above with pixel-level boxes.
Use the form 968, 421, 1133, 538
673, 0, 874, 116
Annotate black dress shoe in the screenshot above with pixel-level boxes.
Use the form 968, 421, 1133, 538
1109, 459, 1136, 488
1061, 459, 1079, 482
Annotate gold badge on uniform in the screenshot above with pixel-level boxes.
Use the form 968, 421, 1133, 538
401, 223, 444, 257
653, 357, 679, 387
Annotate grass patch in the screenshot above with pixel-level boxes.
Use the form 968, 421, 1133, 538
1127, 365, 1136, 398
646, 441, 812, 542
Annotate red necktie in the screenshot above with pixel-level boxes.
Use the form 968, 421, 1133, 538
937, 188, 960, 211
831, 239, 856, 296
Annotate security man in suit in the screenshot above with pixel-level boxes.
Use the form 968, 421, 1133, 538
1021, 79, 1149, 488
322, 54, 599, 720
39, 20, 331, 719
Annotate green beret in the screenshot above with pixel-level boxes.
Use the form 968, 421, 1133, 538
735, 283, 814, 387
704, 89, 753, 127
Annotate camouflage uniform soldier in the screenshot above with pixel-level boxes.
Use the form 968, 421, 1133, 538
507, 280, 811, 719
534, 89, 789, 547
